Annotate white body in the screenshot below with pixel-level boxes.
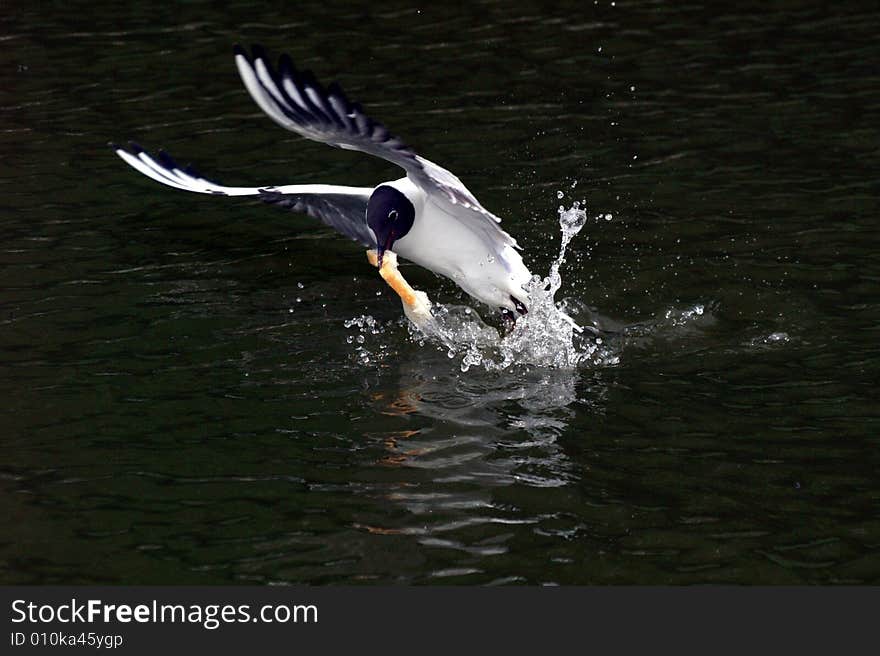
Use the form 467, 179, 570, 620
384, 178, 532, 310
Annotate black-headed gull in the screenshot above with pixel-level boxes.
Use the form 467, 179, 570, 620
113, 44, 532, 321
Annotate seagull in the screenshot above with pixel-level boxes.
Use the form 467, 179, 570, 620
113, 44, 532, 323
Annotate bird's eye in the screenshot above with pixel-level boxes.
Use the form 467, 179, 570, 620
388, 210, 398, 220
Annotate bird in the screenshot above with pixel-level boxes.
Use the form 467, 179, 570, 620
113, 44, 532, 323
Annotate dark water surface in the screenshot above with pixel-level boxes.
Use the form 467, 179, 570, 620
2, 1, 879, 584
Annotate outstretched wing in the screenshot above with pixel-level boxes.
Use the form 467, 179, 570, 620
234, 44, 416, 174
234, 45, 517, 247
112, 143, 375, 247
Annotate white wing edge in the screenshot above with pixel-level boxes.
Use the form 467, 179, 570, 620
112, 144, 367, 198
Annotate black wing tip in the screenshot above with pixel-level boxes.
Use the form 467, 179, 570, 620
250, 43, 269, 62
277, 53, 316, 94
155, 149, 204, 180
278, 52, 302, 80
326, 80, 347, 99
276, 52, 293, 80
234, 43, 271, 67
115, 142, 178, 170
156, 149, 179, 170
240, 43, 309, 85
298, 68, 320, 89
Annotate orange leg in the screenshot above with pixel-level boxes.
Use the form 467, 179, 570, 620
367, 250, 433, 327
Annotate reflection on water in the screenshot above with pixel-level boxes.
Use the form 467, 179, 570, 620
345, 287, 714, 544
354, 350, 595, 567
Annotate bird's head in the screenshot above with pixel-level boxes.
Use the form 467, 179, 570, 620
366, 185, 415, 268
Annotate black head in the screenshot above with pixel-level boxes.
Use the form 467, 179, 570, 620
366, 185, 415, 267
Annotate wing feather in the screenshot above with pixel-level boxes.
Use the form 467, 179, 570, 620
112, 143, 374, 246
235, 45, 516, 247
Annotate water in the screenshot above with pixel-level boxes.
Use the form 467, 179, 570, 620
2, 1, 879, 585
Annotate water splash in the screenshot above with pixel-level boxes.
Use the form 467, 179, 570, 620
664, 303, 706, 326
344, 314, 388, 365
748, 331, 791, 348
412, 202, 606, 371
